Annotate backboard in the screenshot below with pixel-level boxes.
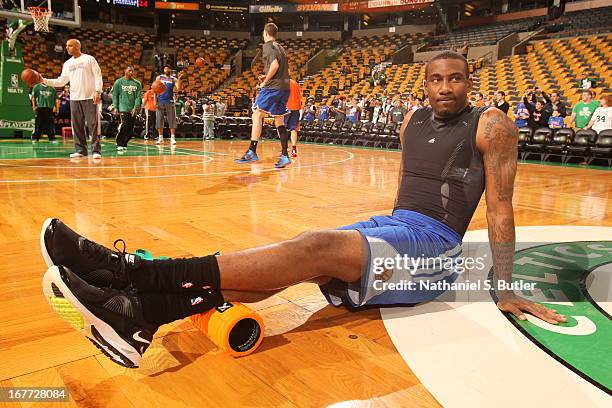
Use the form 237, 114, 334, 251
0, 0, 81, 28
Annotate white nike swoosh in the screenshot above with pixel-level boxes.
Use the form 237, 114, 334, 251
133, 331, 151, 344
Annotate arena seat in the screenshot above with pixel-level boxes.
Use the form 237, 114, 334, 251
565, 129, 597, 163
544, 128, 574, 162
524, 127, 552, 161
589, 129, 612, 166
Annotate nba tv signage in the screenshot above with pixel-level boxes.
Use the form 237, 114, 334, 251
249, 3, 339, 14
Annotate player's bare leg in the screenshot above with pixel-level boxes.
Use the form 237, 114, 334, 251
236, 108, 265, 163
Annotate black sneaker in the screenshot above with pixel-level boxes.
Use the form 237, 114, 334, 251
42, 265, 157, 368
40, 218, 140, 288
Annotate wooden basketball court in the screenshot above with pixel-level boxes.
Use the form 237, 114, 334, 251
0, 139, 610, 407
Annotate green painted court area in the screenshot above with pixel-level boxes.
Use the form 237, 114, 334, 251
0, 139, 215, 160
509, 242, 612, 392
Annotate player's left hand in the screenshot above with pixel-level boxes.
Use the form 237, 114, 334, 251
497, 294, 566, 324
93, 92, 101, 104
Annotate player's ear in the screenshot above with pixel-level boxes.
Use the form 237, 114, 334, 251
422, 79, 427, 95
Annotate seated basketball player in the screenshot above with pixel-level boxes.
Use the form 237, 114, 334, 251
235, 23, 292, 169
41, 52, 566, 368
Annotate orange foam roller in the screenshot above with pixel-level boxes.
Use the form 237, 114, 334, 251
190, 302, 265, 357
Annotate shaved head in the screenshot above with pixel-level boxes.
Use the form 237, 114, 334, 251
65, 38, 82, 57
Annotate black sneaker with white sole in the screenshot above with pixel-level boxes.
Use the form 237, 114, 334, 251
43, 265, 157, 368
41, 218, 140, 289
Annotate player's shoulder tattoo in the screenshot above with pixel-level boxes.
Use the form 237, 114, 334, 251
479, 108, 517, 203
481, 108, 518, 143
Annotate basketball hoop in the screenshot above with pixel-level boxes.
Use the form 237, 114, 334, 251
28, 7, 51, 32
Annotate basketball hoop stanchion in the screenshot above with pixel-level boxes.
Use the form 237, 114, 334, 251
28, 7, 51, 32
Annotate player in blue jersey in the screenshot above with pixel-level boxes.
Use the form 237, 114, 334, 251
155, 65, 183, 145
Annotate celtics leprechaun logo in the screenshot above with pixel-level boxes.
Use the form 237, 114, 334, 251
490, 241, 612, 394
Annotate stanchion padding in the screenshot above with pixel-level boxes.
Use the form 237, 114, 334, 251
190, 302, 264, 357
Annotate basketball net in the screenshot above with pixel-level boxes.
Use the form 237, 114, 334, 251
28, 7, 51, 32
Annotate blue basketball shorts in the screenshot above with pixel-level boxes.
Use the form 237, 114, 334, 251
319, 209, 463, 308
284, 110, 301, 131
253, 88, 290, 117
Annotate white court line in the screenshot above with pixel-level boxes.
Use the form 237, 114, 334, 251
0, 147, 355, 184
0, 155, 214, 169
130, 141, 231, 156
0, 142, 223, 169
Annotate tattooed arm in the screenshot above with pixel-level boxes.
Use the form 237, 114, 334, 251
476, 108, 566, 324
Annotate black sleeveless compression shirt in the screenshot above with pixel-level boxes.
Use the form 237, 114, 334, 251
394, 105, 488, 237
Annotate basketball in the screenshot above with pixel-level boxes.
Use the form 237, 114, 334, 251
151, 79, 166, 94
195, 57, 206, 67
21, 68, 42, 87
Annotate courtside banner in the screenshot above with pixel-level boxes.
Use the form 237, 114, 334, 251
340, 0, 432, 12
154, 1, 199, 11
204, 3, 248, 13
249, 3, 339, 13
369, 0, 433, 8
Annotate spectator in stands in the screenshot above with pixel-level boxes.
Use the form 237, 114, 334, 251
388, 99, 407, 124
331, 96, 347, 121
411, 98, 423, 112
184, 97, 196, 116
370, 99, 383, 123
303, 98, 317, 123
541, 91, 567, 118
174, 94, 185, 117
570, 90, 600, 130
318, 103, 330, 121
528, 100, 550, 130
548, 108, 565, 129
513, 101, 530, 128
346, 98, 361, 124
473, 93, 485, 107
405, 95, 415, 111
152, 52, 161, 72
56, 85, 71, 134
215, 99, 226, 117
580, 75, 593, 90
363, 96, 374, 122
54, 43, 63, 58
202, 99, 215, 140
378, 72, 387, 88
585, 95, 611, 134
101, 86, 113, 114
142, 84, 156, 140
495, 91, 510, 114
